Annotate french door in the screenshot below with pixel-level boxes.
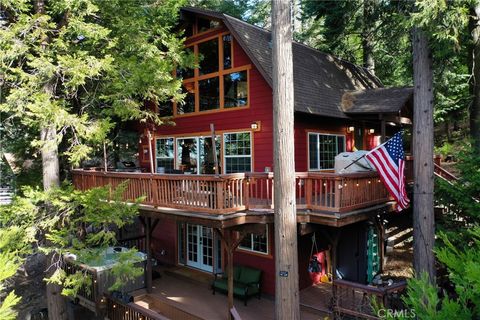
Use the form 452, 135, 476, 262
186, 224, 214, 272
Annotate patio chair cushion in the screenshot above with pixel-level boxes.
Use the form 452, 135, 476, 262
212, 265, 262, 305
234, 266, 242, 281
237, 266, 261, 285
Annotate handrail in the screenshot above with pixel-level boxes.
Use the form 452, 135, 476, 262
434, 163, 458, 182
333, 279, 407, 319
72, 169, 390, 214
105, 294, 169, 320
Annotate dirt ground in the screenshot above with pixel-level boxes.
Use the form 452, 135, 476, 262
383, 242, 414, 278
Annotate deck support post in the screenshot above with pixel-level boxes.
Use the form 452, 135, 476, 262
145, 217, 153, 293
330, 230, 341, 280
217, 228, 247, 320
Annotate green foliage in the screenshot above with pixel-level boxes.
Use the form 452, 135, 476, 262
189, 0, 271, 27
0, 182, 142, 310
396, 226, 480, 319
435, 147, 480, 244
298, 0, 472, 138
0, 0, 192, 166
108, 249, 144, 292
0, 291, 22, 320
436, 230, 480, 316
402, 273, 470, 320
372, 227, 480, 320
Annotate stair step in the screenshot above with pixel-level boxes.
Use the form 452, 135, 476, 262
392, 229, 413, 247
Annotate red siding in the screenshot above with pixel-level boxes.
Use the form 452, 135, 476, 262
151, 219, 177, 266
294, 114, 353, 172
298, 233, 330, 290
139, 35, 274, 173
233, 224, 275, 295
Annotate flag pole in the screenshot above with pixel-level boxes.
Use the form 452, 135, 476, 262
338, 131, 405, 173
339, 140, 386, 173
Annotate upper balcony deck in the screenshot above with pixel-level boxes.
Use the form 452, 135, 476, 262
72, 169, 392, 219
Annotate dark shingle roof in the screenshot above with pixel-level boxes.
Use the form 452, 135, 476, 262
181, 7, 408, 119
341, 87, 413, 114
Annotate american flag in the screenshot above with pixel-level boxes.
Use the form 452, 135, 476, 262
365, 131, 410, 211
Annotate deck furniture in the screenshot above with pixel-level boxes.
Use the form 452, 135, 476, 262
212, 266, 262, 306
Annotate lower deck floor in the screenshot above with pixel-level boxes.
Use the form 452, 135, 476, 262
133, 268, 331, 320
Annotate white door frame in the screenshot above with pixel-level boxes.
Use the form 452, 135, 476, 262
186, 224, 214, 272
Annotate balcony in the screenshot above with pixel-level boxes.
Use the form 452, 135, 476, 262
72, 169, 391, 216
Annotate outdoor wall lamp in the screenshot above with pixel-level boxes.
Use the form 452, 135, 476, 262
347, 126, 355, 133
369, 128, 375, 134
251, 121, 261, 131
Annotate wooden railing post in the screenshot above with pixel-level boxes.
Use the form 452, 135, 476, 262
216, 180, 224, 211
305, 176, 312, 209
334, 179, 342, 210
244, 176, 250, 210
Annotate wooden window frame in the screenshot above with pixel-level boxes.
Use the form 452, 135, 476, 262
193, 16, 223, 38
155, 134, 223, 174
155, 137, 175, 172
172, 33, 251, 118
237, 225, 270, 256
154, 128, 255, 174
307, 132, 346, 171
223, 131, 253, 174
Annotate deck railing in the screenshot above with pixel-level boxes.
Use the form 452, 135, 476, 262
72, 169, 390, 214
105, 295, 169, 320
333, 279, 407, 319
63, 260, 99, 310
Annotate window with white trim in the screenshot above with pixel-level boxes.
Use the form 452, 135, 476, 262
239, 225, 268, 254
308, 133, 345, 170
156, 138, 174, 172
223, 132, 252, 173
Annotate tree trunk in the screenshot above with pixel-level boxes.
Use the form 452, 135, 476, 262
412, 27, 436, 282
35, 0, 67, 318
41, 126, 60, 190
470, 5, 480, 155
272, 1, 300, 319
362, 0, 376, 75
42, 121, 67, 320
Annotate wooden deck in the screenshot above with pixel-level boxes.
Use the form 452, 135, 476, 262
131, 271, 331, 320
72, 169, 390, 216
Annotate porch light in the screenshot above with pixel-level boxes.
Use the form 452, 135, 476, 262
251, 121, 261, 131
369, 128, 375, 134
347, 126, 355, 133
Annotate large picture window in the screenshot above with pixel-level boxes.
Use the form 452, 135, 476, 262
224, 132, 252, 173
239, 225, 268, 255
308, 133, 345, 170
177, 82, 196, 114
224, 71, 248, 108
156, 138, 174, 172
198, 39, 219, 75
199, 77, 220, 111
173, 33, 249, 116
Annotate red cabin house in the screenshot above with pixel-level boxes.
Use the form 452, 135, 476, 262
72, 6, 415, 318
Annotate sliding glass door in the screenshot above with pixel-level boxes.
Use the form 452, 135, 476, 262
176, 137, 220, 174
